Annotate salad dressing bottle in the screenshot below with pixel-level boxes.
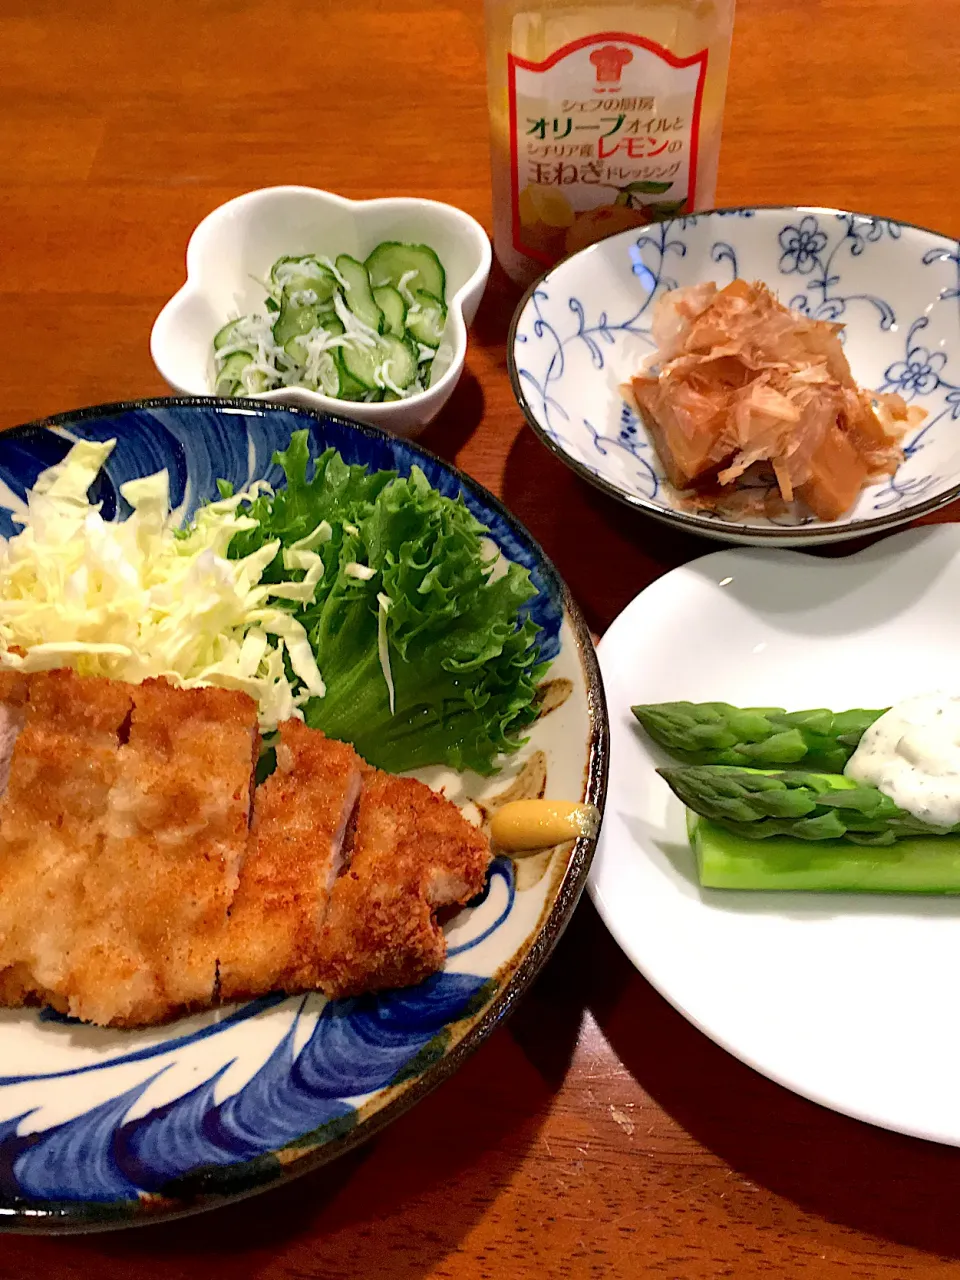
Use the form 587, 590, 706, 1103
483, 0, 736, 285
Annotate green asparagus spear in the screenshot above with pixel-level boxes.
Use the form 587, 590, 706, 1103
690, 812, 960, 893
659, 765, 957, 846
633, 702, 885, 773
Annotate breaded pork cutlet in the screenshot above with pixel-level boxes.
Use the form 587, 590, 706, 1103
65, 679, 260, 1027
315, 770, 491, 999
0, 670, 493, 1027
0, 669, 132, 1009
218, 720, 363, 1001
0, 670, 27, 797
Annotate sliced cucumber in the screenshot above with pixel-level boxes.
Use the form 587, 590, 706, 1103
373, 285, 407, 337
270, 256, 337, 302
339, 338, 382, 391
285, 313, 345, 356
340, 333, 419, 393
316, 301, 339, 329
378, 334, 418, 389
336, 349, 370, 400
405, 290, 447, 348
213, 243, 447, 402
365, 242, 446, 301
213, 317, 246, 351
303, 350, 340, 397
215, 350, 254, 396
240, 368, 276, 396
335, 255, 383, 334
273, 287, 324, 346
285, 312, 346, 368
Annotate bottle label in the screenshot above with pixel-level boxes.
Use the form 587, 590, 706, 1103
508, 32, 708, 265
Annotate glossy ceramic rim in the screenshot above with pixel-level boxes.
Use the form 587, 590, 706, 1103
0, 397, 609, 1234
507, 203, 960, 544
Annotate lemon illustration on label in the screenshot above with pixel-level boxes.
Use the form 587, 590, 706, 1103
518, 185, 575, 229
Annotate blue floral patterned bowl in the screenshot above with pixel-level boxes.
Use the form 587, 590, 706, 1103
0, 399, 607, 1232
508, 206, 960, 546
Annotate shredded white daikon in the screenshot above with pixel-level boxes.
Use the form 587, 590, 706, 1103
396, 269, 419, 306
332, 290, 379, 347
344, 562, 375, 581
376, 592, 395, 714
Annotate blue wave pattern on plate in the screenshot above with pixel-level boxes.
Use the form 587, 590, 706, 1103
4, 967, 488, 1202
0, 405, 541, 1209
0, 994, 290, 1086
513, 209, 960, 527
0, 432, 74, 517
447, 856, 515, 957
10, 1077, 164, 1202
114, 971, 484, 1196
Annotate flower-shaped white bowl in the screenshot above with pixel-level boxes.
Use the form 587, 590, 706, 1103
508, 206, 960, 546
151, 187, 492, 439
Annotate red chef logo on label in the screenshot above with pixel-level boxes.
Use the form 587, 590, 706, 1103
589, 45, 633, 89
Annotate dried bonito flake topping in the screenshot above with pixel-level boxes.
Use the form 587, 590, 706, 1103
627, 280, 924, 522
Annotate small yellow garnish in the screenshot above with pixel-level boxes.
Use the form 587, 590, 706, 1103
490, 800, 599, 853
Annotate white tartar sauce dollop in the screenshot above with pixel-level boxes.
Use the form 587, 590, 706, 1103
844, 694, 960, 827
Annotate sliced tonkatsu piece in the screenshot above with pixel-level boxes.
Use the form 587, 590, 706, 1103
0, 669, 133, 1006
0, 670, 28, 799
0, 670, 29, 999
0, 962, 51, 1009
65, 679, 260, 1027
218, 720, 363, 1002
315, 770, 491, 1000
0, 669, 493, 1027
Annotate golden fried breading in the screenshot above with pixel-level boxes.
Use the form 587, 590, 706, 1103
0, 670, 492, 1029
0, 670, 28, 800
64, 679, 260, 1027
315, 771, 491, 999
218, 720, 363, 1001
0, 670, 133, 1003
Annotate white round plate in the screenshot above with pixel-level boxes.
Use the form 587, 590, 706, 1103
590, 523, 960, 1144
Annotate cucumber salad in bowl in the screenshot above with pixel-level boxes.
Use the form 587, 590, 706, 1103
213, 241, 448, 404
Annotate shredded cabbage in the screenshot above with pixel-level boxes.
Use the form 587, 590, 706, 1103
0, 439, 325, 730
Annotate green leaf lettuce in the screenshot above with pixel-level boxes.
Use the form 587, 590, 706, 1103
227, 432, 547, 773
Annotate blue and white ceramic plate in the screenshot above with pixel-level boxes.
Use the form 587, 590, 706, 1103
0, 399, 607, 1233
509, 206, 960, 547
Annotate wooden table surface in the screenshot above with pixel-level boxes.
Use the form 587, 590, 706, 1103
2, 0, 960, 1275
